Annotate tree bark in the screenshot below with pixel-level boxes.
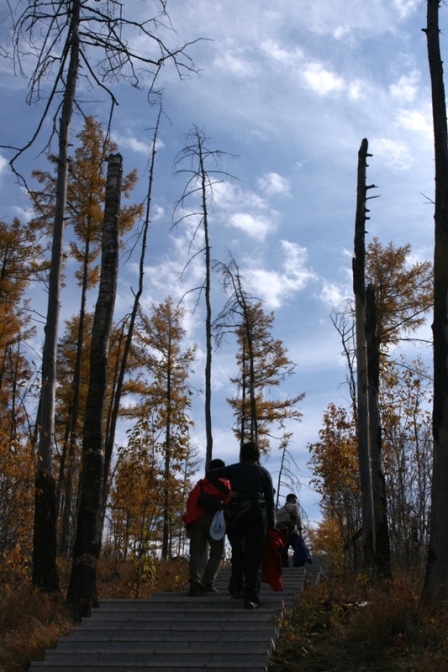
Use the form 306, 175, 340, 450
423, 0, 448, 602
67, 153, 122, 620
366, 284, 391, 577
352, 138, 375, 568
32, 1, 81, 591
103, 108, 162, 510
200, 145, 214, 470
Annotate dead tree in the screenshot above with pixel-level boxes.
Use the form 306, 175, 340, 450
423, 0, 448, 602
366, 284, 391, 577
67, 153, 122, 620
352, 138, 375, 568
173, 128, 235, 469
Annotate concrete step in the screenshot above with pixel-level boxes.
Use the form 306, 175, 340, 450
38, 651, 270, 665
55, 635, 273, 655
31, 665, 270, 671
59, 632, 275, 644
55, 640, 273, 653
90, 596, 296, 613
29, 563, 325, 672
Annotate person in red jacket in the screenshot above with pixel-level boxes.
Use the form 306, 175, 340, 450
182, 458, 230, 596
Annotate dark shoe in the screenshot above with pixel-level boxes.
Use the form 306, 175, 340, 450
200, 584, 218, 593
188, 580, 202, 597
244, 600, 260, 609
231, 590, 243, 599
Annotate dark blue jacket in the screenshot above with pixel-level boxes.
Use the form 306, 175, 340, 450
206, 461, 275, 529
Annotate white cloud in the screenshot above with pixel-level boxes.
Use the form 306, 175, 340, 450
229, 212, 274, 240
213, 181, 266, 212
214, 51, 258, 78
257, 172, 290, 197
319, 280, 351, 308
390, 69, 420, 102
280, 241, 315, 287
0, 154, 7, 177
302, 62, 345, 96
372, 137, 414, 171
392, 0, 419, 19
111, 131, 153, 155
395, 108, 432, 137
152, 204, 165, 221
260, 39, 304, 67
241, 241, 316, 308
348, 80, 365, 101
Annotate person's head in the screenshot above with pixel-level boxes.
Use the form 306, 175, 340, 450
286, 493, 297, 504
239, 441, 260, 464
209, 458, 225, 470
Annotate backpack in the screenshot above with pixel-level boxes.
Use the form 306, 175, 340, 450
196, 479, 224, 514
276, 505, 295, 531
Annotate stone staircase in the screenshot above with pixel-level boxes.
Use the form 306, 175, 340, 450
30, 561, 325, 672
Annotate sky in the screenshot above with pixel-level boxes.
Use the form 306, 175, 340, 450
0, 0, 438, 526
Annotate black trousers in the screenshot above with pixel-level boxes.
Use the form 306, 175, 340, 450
226, 501, 267, 603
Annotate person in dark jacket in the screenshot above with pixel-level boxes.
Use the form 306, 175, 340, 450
206, 441, 275, 609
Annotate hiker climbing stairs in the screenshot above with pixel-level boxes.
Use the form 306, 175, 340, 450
30, 560, 326, 672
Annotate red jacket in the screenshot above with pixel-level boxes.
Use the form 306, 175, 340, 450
182, 477, 230, 525
261, 528, 288, 591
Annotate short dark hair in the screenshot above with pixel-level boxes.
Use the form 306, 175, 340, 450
240, 441, 260, 463
209, 458, 225, 469
286, 493, 297, 503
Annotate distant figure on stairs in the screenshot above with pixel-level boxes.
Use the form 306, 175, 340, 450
276, 493, 303, 568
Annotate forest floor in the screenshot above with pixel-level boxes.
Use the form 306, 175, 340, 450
1, 558, 448, 672
269, 568, 448, 672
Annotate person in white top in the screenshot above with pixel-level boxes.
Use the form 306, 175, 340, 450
276, 493, 303, 567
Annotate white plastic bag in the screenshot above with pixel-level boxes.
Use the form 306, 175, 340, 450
210, 508, 226, 540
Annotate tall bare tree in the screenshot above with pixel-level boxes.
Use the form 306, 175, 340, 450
174, 128, 235, 469
366, 284, 391, 577
352, 138, 375, 568
103, 106, 163, 514
66, 153, 122, 619
423, 0, 448, 602
214, 257, 260, 446
5, 0, 195, 591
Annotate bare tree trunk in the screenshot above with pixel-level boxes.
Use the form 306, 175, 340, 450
103, 108, 162, 508
200, 147, 214, 470
33, 2, 81, 591
57, 236, 91, 557
366, 284, 391, 577
162, 375, 172, 560
423, 0, 448, 602
67, 154, 122, 620
352, 138, 375, 569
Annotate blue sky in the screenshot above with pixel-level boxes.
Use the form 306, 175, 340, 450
0, 0, 437, 525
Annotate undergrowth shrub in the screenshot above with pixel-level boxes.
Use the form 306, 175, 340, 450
270, 567, 448, 672
0, 583, 71, 672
